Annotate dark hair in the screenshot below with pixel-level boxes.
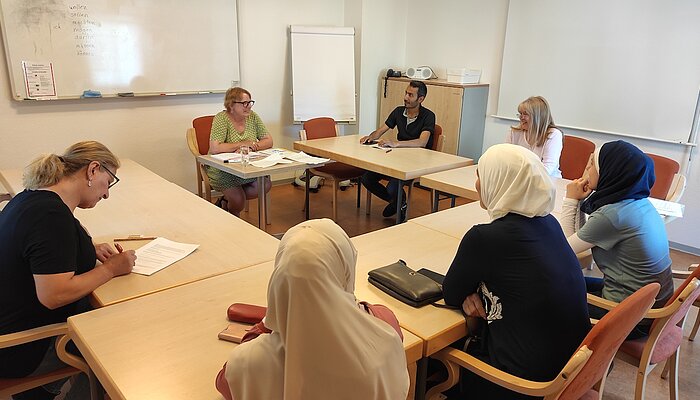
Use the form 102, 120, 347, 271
409, 80, 427, 99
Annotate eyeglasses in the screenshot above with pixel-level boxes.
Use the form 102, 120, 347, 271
233, 100, 255, 108
100, 164, 120, 188
517, 112, 529, 118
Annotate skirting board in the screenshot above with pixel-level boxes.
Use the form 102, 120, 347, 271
670, 241, 700, 256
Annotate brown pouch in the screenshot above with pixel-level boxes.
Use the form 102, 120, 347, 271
227, 303, 267, 324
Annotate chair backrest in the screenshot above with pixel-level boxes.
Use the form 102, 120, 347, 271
0, 323, 89, 397
432, 124, 443, 151
646, 153, 680, 200
558, 283, 660, 399
559, 135, 595, 180
192, 115, 215, 155
303, 117, 338, 140
649, 269, 700, 345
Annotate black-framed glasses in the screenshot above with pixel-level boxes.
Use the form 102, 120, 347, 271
233, 100, 255, 107
100, 164, 120, 188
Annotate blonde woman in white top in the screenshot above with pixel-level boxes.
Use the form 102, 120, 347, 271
506, 96, 563, 178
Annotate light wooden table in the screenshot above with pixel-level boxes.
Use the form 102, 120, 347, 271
350, 222, 467, 399
197, 153, 328, 229
419, 164, 572, 213
294, 134, 473, 224
68, 261, 424, 400
1, 160, 280, 307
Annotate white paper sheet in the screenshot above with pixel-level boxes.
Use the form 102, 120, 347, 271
648, 197, 684, 218
131, 237, 199, 276
250, 153, 293, 168
211, 152, 264, 163
284, 151, 330, 164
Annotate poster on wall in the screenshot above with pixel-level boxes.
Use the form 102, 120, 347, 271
22, 61, 57, 99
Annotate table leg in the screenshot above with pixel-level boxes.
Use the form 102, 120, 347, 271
396, 179, 405, 225
450, 195, 456, 208
432, 190, 440, 213
415, 357, 428, 400
89, 368, 104, 400
305, 169, 310, 220
257, 176, 266, 230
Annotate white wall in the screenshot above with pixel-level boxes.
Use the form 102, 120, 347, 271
356, 0, 408, 134
0, 0, 346, 192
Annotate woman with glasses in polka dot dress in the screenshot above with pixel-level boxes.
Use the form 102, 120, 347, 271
207, 87, 274, 216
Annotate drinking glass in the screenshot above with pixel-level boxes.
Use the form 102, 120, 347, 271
240, 145, 250, 166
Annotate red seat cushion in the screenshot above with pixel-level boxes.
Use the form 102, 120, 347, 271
619, 324, 683, 365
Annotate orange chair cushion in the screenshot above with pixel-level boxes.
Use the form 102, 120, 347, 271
312, 163, 365, 180
619, 324, 683, 365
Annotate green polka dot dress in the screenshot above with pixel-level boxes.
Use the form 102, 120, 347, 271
206, 110, 269, 190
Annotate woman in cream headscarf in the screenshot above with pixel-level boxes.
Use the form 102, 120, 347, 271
216, 219, 408, 400
441, 144, 590, 399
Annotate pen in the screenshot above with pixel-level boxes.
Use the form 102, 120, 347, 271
114, 235, 157, 241
385, 149, 392, 153
115, 243, 124, 253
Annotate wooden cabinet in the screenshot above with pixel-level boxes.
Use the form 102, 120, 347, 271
379, 77, 488, 160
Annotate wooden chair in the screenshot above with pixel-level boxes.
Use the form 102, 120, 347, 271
559, 135, 595, 180
0, 323, 91, 398
299, 117, 365, 221
588, 269, 700, 400
646, 153, 686, 202
671, 263, 699, 341
186, 115, 221, 203
366, 124, 444, 217
427, 283, 660, 400
187, 116, 264, 219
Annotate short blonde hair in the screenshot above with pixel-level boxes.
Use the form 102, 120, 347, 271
223, 87, 252, 112
23, 141, 120, 190
512, 96, 557, 147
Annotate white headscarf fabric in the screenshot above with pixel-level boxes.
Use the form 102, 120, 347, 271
225, 219, 408, 400
477, 143, 556, 221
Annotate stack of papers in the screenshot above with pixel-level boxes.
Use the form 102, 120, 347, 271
132, 237, 199, 276
211, 152, 264, 163
284, 151, 330, 165
250, 153, 293, 168
648, 197, 684, 218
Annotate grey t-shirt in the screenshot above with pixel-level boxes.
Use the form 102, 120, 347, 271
578, 198, 673, 307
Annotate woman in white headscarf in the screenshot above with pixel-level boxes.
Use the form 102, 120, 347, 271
216, 219, 408, 400
441, 144, 590, 399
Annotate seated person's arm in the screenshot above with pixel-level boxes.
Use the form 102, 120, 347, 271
251, 134, 273, 152
380, 130, 430, 148
540, 129, 564, 175
563, 178, 595, 254
360, 124, 390, 143
33, 252, 135, 309
442, 229, 484, 310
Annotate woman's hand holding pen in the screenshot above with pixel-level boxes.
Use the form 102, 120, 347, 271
102, 243, 136, 277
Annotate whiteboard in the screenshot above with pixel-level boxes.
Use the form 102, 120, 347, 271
290, 25, 356, 123
497, 0, 700, 144
0, 0, 240, 100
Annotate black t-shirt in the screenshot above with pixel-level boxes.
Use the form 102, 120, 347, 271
385, 106, 436, 149
0, 190, 96, 377
443, 214, 590, 398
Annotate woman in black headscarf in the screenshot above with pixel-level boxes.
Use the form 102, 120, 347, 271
562, 140, 673, 338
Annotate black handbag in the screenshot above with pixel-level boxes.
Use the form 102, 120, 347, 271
368, 260, 443, 307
